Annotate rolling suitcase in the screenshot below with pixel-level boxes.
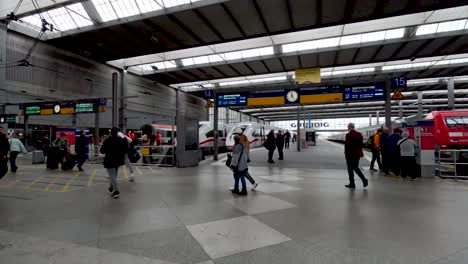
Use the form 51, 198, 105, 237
32, 150, 45, 164
61, 155, 77, 171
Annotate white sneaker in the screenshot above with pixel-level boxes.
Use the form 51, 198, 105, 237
251, 183, 259, 191
129, 173, 135, 182
228, 187, 234, 191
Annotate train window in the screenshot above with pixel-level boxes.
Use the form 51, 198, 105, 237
253, 129, 261, 137
445, 117, 468, 127
205, 130, 224, 138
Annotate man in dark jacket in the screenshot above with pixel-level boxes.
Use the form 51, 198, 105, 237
75, 130, 87, 171
284, 131, 291, 149
100, 127, 128, 198
276, 131, 285, 160
0, 127, 10, 178
380, 128, 390, 173
266, 130, 276, 163
386, 128, 403, 176
344, 123, 368, 189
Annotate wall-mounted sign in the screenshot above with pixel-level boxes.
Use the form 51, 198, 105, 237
203, 90, 214, 100
248, 91, 285, 106
21, 98, 106, 116
0, 115, 16, 123
216, 93, 248, 107
391, 77, 407, 90
300, 86, 342, 104
343, 84, 385, 101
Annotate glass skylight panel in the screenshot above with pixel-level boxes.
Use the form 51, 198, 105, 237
219, 80, 250, 86
208, 54, 224, 63
340, 34, 361, 45
20, 3, 92, 32
384, 28, 405, 39
449, 58, 468, 64
135, 0, 163, 13
132, 60, 177, 71
249, 76, 287, 83
317, 37, 340, 48
193, 56, 210, 64
241, 48, 260, 58
282, 41, 317, 53
258, 47, 274, 56
416, 24, 438, 35
92, 0, 118, 22
164, 60, 177, 68
112, 0, 140, 18
181, 58, 195, 66
224, 51, 242, 61
361, 31, 385, 42
436, 19, 467, 33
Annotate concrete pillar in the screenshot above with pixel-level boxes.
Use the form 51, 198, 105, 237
94, 112, 100, 156
447, 77, 455, 109
225, 108, 230, 124
385, 79, 392, 131
213, 90, 219, 161
111, 73, 118, 128
398, 101, 403, 119
0, 22, 7, 114
376, 111, 380, 125
418, 92, 423, 116
297, 105, 301, 152
369, 114, 372, 126
119, 69, 128, 132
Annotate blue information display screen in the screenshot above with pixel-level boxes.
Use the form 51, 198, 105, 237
343, 84, 385, 101
217, 93, 248, 106
301, 85, 341, 95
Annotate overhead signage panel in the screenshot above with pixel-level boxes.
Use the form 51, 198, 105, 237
75, 103, 95, 113
295, 68, 321, 84
25, 106, 41, 115
343, 84, 385, 101
0, 115, 16, 123
22, 98, 107, 115
300, 86, 343, 104
248, 91, 285, 106
216, 93, 248, 107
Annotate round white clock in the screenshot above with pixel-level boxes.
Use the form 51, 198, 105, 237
53, 104, 61, 114
0, 117, 4, 123
286, 90, 299, 103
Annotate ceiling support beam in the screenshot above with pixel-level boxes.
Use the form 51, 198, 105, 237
351, 48, 360, 64
316, 0, 322, 26
434, 35, 462, 55
243, 62, 256, 75
227, 65, 242, 76
389, 42, 408, 59
192, 9, 224, 41
261, 60, 271, 73
211, 67, 229, 78
142, 20, 181, 48
252, 0, 270, 34
167, 14, 204, 43
285, 0, 294, 29
220, 3, 246, 37
369, 45, 384, 61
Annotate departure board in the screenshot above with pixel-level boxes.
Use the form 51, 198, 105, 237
217, 93, 248, 107
343, 84, 385, 101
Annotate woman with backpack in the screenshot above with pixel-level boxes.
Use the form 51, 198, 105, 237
230, 135, 249, 196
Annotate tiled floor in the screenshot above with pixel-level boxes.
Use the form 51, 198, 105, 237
1, 141, 468, 263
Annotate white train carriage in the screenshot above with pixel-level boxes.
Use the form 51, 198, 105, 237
226, 122, 283, 150
198, 122, 234, 154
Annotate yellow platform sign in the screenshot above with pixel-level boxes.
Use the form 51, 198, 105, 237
300, 93, 343, 104
40, 109, 53, 115
295, 68, 321, 84
392, 89, 405, 100
205, 101, 214, 108
248, 97, 285, 106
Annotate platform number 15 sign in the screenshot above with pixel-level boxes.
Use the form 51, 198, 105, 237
391, 77, 407, 90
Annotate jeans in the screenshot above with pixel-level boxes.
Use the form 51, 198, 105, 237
268, 149, 275, 161
381, 152, 389, 173
370, 149, 381, 169
124, 154, 134, 174
9, 151, 19, 172
234, 169, 247, 191
77, 154, 86, 169
346, 157, 367, 185
245, 171, 255, 185
285, 140, 290, 149
277, 147, 284, 160
401, 156, 416, 179
107, 167, 120, 192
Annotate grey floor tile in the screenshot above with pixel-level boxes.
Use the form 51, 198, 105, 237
258, 175, 304, 182
186, 216, 291, 259
170, 200, 246, 226
255, 182, 302, 193
224, 193, 296, 215
99, 227, 210, 264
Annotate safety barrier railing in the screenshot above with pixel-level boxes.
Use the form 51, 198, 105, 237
437, 149, 468, 180
138, 145, 175, 167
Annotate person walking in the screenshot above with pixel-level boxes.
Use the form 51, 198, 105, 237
380, 128, 390, 174
236, 128, 258, 191
369, 128, 382, 172
8, 133, 27, 173
118, 131, 136, 182
75, 130, 87, 171
344, 123, 368, 189
398, 132, 417, 180
230, 135, 249, 196
100, 128, 128, 198
292, 133, 297, 144
0, 127, 10, 178
265, 130, 276, 163
276, 130, 285, 160
284, 130, 291, 149
386, 128, 403, 176
53, 133, 69, 166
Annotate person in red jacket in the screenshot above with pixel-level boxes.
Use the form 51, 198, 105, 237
344, 123, 368, 189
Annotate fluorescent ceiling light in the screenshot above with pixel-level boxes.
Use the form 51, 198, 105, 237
416, 19, 468, 35
382, 56, 468, 71
132, 60, 177, 71
177, 47, 274, 67
19, 3, 92, 32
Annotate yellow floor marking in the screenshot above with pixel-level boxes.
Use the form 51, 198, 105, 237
136, 167, 143, 176
123, 167, 129, 180
24, 176, 45, 190
43, 174, 64, 192
61, 172, 81, 192
87, 169, 97, 187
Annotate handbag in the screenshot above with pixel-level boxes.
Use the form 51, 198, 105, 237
226, 144, 244, 170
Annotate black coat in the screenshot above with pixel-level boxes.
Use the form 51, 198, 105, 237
75, 136, 87, 156
0, 134, 9, 156
100, 136, 128, 168
265, 132, 276, 150
276, 134, 285, 148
